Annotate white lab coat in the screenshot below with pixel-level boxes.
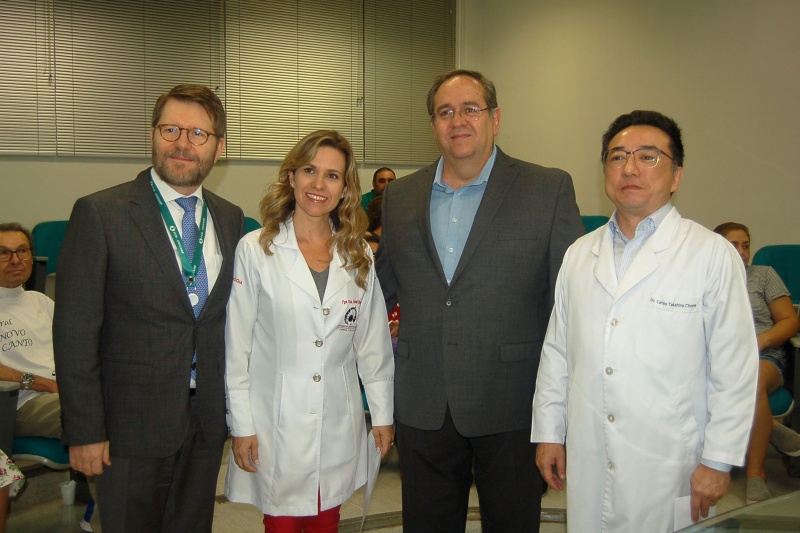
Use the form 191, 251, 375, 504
224, 218, 394, 516
531, 208, 758, 532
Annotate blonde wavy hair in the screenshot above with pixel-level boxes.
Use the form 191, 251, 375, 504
259, 130, 371, 289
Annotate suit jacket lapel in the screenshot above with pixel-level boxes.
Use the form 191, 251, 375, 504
127, 169, 197, 317
203, 191, 233, 308
450, 148, 515, 285
413, 164, 449, 285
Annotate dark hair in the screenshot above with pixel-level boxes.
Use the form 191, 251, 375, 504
372, 167, 395, 186
713, 222, 750, 238
0, 222, 33, 251
151, 84, 227, 138
601, 110, 684, 167
366, 196, 383, 233
426, 69, 498, 119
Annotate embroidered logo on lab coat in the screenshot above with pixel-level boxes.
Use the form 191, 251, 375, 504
338, 306, 358, 331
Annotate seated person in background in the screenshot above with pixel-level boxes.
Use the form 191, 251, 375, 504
364, 196, 383, 255
362, 197, 400, 341
0, 223, 60, 439
714, 222, 800, 503
0, 449, 25, 533
360, 166, 395, 212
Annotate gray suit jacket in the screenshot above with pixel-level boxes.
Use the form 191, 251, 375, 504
376, 148, 584, 437
53, 169, 244, 457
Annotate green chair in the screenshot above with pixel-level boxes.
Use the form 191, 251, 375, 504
32, 220, 69, 275
581, 215, 609, 233
752, 244, 800, 305
244, 216, 261, 234
770, 387, 794, 420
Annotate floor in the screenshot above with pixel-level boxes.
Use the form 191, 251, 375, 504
7, 438, 800, 532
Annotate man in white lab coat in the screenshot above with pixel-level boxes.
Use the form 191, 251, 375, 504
531, 110, 758, 532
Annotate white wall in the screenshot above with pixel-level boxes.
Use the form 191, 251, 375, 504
2, 0, 798, 252
459, 0, 799, 250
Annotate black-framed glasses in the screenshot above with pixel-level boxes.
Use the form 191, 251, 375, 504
432, 106, 494, 122
603, 147, 675, 169
155, 124, 218, 146
0, 248, 32, 263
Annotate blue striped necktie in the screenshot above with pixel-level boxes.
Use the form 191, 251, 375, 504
175, 196, 208, 384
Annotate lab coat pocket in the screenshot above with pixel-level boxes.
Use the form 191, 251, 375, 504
276, 371, 317, 428
672, 384, 702, 457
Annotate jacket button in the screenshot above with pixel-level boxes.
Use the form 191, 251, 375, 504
610, 318, 619, 327
323, 308, 330, 315
445, 300, 452, 307
312, 374, 321, 382
315, 339, 323, 347
607, 414, 615, 423
605, 367, 613, 375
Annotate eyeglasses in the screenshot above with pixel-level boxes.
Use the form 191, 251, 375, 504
603, 147, 675, 169
432, 106, 494, 122
0, 248, 32, 263
155, 124, 218, 146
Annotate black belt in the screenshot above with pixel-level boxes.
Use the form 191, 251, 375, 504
189, 388, 197, 396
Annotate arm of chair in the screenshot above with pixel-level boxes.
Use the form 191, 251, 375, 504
0, 380, 20, 455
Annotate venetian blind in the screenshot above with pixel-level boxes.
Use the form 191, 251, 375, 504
0, 0, 454, 164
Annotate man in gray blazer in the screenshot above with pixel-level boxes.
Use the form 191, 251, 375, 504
53, 85, 244, 532
376, 70, 584, 532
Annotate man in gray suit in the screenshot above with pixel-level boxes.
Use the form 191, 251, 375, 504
53, 84, 244, 532
376, 70, 584, 532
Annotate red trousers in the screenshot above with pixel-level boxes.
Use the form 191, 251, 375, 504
262, 491, 341, 533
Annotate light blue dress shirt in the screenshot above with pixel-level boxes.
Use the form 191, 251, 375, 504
430, 146, 497, 284
610, 201, 672, 282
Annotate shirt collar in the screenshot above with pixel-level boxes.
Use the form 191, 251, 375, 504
150, 168, 205, 205
0, 285, 25, 299
609, 201, 672, 242
432, 145, 497, 191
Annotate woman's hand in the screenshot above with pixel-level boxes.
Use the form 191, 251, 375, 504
232, 435, 260, 473
372, 425, 395, 459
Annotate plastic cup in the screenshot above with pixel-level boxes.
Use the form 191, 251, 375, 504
60, 479, 76, 505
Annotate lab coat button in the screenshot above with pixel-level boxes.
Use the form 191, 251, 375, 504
312, 373, 321, 382
314, 339, 323, 347
322, 308, 330, 315
610, 318, 619, 326
608, 461, 613, 470
608, 414, 615, 423
605, 367, 613, 375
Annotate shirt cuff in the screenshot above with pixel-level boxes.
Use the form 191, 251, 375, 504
700, 458, 732, 472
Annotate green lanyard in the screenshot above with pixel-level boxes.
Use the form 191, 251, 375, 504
149, 176, 208, 287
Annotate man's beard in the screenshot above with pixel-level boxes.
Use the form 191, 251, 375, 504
152, 146, 216, 189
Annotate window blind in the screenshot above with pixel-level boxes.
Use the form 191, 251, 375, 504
0, 0, 454, 164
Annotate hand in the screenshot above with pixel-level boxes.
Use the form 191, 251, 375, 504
535, 443, 566, 491
70, 441, 111, 476
232, 435, 259, 473
388, 320, 399, 338
372, 425, 394, 459
690, 464, 729, 522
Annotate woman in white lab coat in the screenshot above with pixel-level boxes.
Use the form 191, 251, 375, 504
224, 130, 394, 532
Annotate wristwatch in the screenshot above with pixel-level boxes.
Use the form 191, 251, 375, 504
20, 372, 35, 390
